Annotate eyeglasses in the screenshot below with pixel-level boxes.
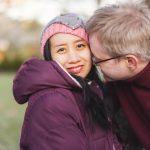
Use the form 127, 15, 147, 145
92, 55, 124, 65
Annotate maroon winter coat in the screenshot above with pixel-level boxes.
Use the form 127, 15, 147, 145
13, 58, 122, 150
108, 62, 150, 150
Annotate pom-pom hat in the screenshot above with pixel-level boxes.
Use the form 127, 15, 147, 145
40, 13, 88, 55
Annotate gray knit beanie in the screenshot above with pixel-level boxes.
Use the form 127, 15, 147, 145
40, 13, 88, 54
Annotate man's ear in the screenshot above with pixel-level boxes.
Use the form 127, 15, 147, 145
125, 54, 138, 71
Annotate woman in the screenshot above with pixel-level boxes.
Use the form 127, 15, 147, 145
13, 13, 122, 150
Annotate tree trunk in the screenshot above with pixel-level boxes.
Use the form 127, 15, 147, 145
145, 0, 150, 7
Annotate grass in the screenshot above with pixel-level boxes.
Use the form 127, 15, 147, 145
0, 72, 26, 150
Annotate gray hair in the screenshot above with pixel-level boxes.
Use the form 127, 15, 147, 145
86, 3, 150, 61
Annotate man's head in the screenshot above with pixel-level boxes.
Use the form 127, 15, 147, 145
86, 3, 150, 81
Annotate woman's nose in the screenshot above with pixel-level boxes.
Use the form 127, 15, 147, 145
68, 51, 81, 63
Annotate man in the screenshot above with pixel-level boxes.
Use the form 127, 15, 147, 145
86, 3, 150, 150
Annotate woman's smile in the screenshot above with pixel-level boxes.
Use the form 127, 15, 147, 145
67, 65, 83, 74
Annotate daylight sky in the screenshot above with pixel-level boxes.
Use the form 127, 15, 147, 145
0, 0, 142, 25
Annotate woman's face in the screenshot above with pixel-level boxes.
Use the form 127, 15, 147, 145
50, 33, 92, 78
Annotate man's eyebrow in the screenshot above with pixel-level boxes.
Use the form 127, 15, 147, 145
93, 55, 101, 60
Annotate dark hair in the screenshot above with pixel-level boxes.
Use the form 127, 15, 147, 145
44, 40, 110, 129
73, 67, 110, 129
44, 41, 51, 61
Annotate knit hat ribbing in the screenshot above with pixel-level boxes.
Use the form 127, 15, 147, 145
40, 13, 88, 55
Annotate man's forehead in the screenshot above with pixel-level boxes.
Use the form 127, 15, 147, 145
89, 35, 111, 58
89, 34, 101, 49
89, 33, 98, 41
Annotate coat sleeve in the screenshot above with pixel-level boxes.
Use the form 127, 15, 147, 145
21, 90, 88, 150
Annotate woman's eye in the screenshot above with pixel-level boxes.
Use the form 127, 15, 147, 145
57, 48, 65, 53
77, 43, 86, 49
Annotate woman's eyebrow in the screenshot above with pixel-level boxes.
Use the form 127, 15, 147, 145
53, 43, 66, 48
74, 39, 85, 43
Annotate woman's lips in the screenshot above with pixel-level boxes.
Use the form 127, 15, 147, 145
67, 65, 83, 74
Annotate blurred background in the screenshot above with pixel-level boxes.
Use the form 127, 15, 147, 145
0, 0, 149, 150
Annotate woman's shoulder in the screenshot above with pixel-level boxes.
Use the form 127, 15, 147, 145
23, 88, 82, 130
28, 88, 79, 115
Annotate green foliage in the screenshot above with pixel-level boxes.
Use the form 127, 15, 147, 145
0, 57, 23, 71
0, 72, 26, 150
0, 44, 41, 71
